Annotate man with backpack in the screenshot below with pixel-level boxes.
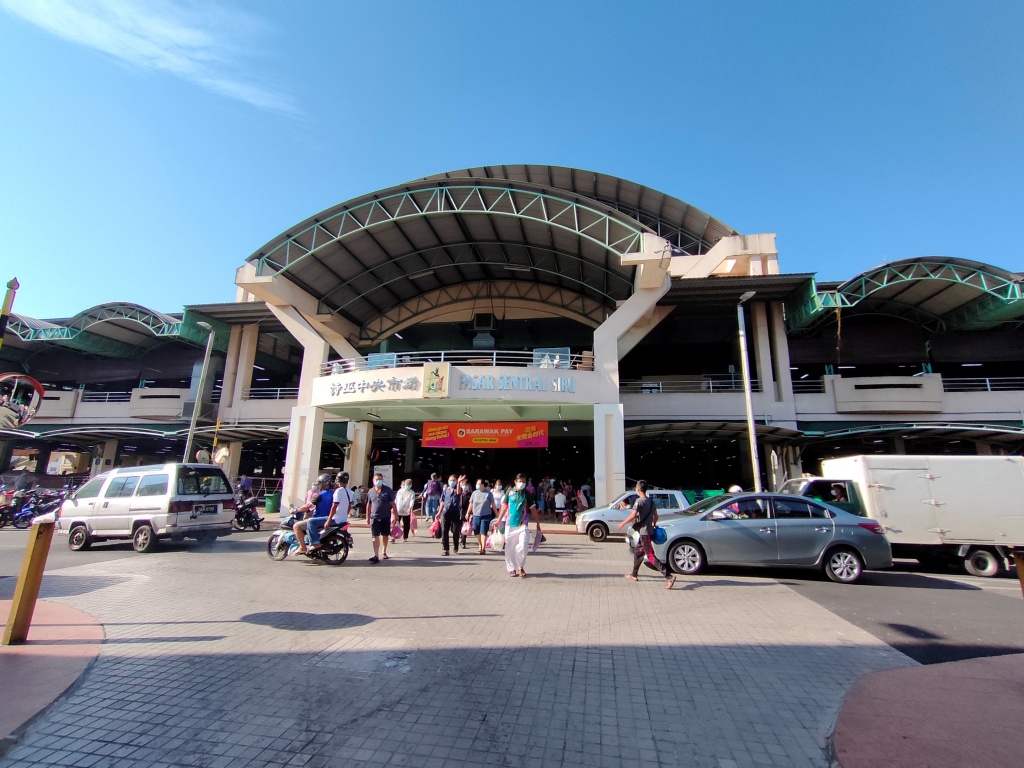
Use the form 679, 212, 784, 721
618, 479, 676, 589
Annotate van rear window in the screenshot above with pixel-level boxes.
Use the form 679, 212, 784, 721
136, 475, 169, 497
177, 467, 230, 495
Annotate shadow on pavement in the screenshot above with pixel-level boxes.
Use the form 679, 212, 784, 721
0, 574, 131, 599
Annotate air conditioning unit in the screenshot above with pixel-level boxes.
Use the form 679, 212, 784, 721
179, 400, 216, 422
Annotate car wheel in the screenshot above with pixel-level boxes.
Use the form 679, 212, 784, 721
963, 548, 1001, 578
68, 524, 91, 551
668, 540, 705, 575
132, 524, 157, 553
587, 522, 609, 542
824, 547, 864, 583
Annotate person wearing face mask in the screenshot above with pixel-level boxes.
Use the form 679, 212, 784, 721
469, 478, 497, 554
394, 478, 416, 542
438, 474, 463, 555
491, 479, 506, 514
365, 472, 398, 563
494, 473, 539, 577
457, 474, 473, 549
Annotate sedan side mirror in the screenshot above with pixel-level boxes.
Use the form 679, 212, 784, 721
709, 510, 730, 521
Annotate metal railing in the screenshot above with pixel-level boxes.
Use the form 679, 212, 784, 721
942, 377, 1024, 392
242, 387, 299, 400
320, 349, 594, 376
80, 391, 132, 403
791, 379, 827, 393
620, 377, 762, 394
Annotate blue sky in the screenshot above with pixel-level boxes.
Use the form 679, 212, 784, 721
2, 0, 1022, 320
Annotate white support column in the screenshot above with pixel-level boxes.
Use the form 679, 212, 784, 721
91, 440, 118, 476
223, 441, 243, 481
345, 420, 374, 488
227, 324, 259, 410
282, 407, 325, 509
750, 302, 775, 404
593, 403, 625, 507
769, 303, 794, 405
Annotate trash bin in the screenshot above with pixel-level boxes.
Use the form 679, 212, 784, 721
264, 492, 281, 517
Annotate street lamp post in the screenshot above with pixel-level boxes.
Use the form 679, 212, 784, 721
737, 291, 762, 492
182, 322, 215, 463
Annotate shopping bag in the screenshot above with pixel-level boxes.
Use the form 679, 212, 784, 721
411, 516, 418, 535
487, 530, 505, 550
531, 526, 542, 552
429, 519, 440, 538
461, 520, 472, 536
391, 524, 403, 540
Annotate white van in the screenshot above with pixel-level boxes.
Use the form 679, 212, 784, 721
57, 463, 235, 553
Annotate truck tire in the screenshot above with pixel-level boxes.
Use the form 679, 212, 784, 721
963, 548, 1001, 578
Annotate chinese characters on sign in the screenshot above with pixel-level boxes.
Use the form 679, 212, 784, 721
330, 376, 420, 397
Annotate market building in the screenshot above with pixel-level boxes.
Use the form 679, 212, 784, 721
3, 165, 1024, 506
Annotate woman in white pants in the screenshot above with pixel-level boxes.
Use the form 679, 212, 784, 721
493, 473, 539, 578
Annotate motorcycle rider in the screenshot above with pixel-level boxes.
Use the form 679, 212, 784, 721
307, 472, 353, 547
293, 475, 334, 555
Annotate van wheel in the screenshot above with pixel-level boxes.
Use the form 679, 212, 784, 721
68, 525, 92, 551
587, 522, 609, 542
964, 548, 1001, 578
132, 524, 157, 553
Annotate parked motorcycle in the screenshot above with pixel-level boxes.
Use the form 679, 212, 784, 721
11, 489, 66, 529
266, 509, 351, 565
231, 494, 263, 531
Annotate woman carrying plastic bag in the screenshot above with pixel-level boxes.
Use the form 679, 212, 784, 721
492, 473, 539, 578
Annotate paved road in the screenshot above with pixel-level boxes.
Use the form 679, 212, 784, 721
4, 529, 1022, 668
1, 529, 909, 767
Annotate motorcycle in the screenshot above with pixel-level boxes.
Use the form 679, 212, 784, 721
231, 494, 263, 531
11, 489, 66, 529
266, 509, 351, 565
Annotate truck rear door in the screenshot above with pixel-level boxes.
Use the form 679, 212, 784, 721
865, 462, 940, 545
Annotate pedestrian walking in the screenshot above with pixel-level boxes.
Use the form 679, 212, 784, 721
395, 478, 416, 541
365, 472, 398, 563
437, 474, 463, 555
469, 478, 496, 554
422, 472, 442, 520
494, 473, 539, 577
618, 479, 676, 589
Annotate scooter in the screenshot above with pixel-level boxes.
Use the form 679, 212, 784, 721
266, 508, 352, 565
12, 489, 66, 529
231, 494, 263, 531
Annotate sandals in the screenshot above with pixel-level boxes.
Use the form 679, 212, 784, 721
382, 553, 389, 560
665, 575, 677, 589
509, 571, 518, 577
368, 556, 380, 563
518, 569, 527, 579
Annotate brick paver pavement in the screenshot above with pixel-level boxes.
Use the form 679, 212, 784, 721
0, 529, 912, 767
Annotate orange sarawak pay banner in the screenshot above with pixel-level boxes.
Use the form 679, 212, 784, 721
421, 422, 549, 448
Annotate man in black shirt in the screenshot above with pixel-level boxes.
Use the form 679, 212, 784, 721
618, 479, 676, 589
365, 472, 397, 563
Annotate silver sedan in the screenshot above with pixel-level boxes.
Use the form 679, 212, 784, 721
626, 493, 892, 583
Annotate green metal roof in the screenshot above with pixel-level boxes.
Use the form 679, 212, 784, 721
786, 257, 1024, 333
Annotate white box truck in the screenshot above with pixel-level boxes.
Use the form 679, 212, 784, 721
780, 455, 1024, 577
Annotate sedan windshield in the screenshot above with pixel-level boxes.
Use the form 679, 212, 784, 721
675, 495, 732, 517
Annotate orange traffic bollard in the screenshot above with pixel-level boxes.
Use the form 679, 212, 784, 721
2, 520, 55, 645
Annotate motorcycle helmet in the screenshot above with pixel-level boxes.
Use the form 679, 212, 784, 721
317, 473, 333, 487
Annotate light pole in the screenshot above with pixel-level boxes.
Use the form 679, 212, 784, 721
182, 322, 215, 463
737, 291, 762, 492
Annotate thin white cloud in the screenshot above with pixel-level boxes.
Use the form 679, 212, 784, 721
1, 0, 299, 116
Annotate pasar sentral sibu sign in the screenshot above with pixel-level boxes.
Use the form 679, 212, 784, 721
457, 372, 576, 393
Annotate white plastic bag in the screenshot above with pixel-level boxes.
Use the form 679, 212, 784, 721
487, 530, 505, 550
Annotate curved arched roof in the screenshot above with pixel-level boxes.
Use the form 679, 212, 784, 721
786, 257, 1024, 333
5, 304, 225, 357
245, 165, 739, 343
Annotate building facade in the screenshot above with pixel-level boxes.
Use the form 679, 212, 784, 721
3, 166, 1024, 505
